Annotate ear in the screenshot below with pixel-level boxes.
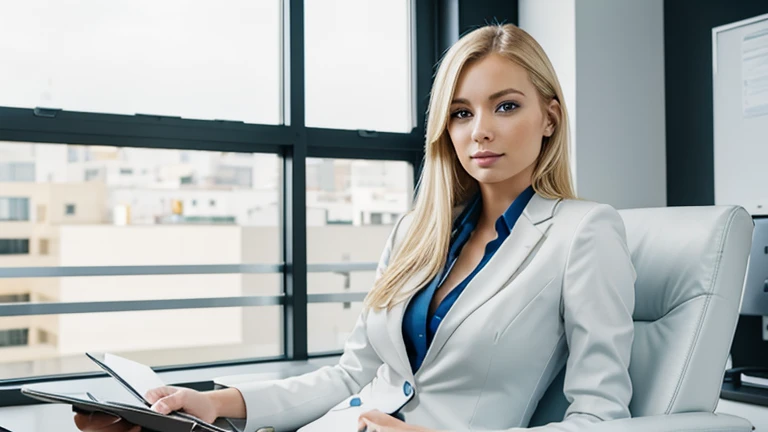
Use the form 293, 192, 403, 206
543, 98, 561, 138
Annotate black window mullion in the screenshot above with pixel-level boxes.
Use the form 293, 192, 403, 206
283, 0, 308, 361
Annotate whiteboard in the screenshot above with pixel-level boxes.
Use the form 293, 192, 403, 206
713, 13, 768, 215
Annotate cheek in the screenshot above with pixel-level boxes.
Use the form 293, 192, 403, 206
501, 117, 544, 154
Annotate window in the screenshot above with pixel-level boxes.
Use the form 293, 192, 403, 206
0, 239, 30, 255
0, 294, 31, 303
215, 166, 253, 188
0, 162, 35, 182
0, 307, 281, 380
0, 1, 282, 124
0, 0, 429, 386
0, 329, 29, 348
0, 197, 30, 221
305, 0, 414, 132
0, 143, 283, 379
307, 158, 414, 353
38, 329, 54, 345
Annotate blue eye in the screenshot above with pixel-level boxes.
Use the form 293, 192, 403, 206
451, 109, 472, 119
497, 102, 519, 112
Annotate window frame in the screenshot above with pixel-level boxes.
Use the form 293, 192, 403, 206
0, 0, 434, 396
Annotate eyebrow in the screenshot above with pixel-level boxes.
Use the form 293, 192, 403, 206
451, 88, 526, 105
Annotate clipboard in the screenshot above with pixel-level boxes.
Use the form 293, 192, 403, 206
21, 352, 236, 432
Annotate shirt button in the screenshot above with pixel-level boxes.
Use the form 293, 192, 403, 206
418, 334, 423, 338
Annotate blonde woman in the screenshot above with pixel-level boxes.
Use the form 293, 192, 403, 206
76, 24, 635, 432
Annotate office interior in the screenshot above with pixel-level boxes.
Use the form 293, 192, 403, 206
1, 0, 768, 430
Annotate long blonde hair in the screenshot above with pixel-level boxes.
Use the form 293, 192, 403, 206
364, 24, 575, 311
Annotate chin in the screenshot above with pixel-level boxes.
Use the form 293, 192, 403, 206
469, 170, 515, 185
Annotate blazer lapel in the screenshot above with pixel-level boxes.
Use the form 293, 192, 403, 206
377, 264, 432, 382
419, 193, 561, 369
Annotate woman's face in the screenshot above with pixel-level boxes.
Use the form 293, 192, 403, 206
447, 53, 558, 188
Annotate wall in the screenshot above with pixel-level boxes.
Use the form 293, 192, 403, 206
574, 0, 667, 209
520, 0, 667, 209
664, 0, 768, 206
518, 0, 577, 180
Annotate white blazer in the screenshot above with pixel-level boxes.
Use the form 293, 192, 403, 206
232, 194, 636, 432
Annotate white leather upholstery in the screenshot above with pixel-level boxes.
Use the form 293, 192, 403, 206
529, 206, 754, 430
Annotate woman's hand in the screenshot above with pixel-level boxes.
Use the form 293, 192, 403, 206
357, 410, 434, 432
73, 386, 219, 431
145, 386, 218, 424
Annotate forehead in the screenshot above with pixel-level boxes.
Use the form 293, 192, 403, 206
453, 53, 532, 99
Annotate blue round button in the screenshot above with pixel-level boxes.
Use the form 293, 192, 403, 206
349, 397, 362, 407
403, 381, 413, 396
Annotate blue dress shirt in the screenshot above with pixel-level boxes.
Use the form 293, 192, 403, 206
401, 186, 536, 372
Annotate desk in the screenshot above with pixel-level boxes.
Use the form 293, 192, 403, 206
0, 358, 336, 432
716, 381, 768, 430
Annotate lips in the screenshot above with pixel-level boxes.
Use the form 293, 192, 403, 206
470, 151, 503, 168
471, 150, 502, 159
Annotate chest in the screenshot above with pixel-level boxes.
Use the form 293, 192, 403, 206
431, 229, 498, 313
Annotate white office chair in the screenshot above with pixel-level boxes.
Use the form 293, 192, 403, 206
529, 205, 755, 431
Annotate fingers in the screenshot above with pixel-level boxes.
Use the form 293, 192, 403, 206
150, 388, 186, 415
358, 410, 386, 432
144, 386, 176, 404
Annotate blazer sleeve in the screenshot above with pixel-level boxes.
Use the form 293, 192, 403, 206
503, 204, 636, 432
229, 215, 408, 432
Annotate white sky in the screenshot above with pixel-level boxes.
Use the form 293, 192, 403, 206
0, 0, 412, 132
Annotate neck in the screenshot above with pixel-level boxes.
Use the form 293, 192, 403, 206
477, 171, 533, 229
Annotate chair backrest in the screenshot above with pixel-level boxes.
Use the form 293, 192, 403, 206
529, 206, 754, 426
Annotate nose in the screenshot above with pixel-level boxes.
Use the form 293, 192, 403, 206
470, 113, 494, 143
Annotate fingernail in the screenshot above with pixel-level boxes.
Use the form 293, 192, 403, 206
152, 402, 169, 414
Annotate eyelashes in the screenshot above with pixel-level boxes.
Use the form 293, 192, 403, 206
449, 101, 521, 119
497, 102, 519, 112
450, 109, 472, 119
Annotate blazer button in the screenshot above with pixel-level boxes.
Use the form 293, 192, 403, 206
350, 397, 362, 407
403, 381, 413, 396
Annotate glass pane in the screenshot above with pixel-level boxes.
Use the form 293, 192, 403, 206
306, 158, 414, 264
308, 302, 362, 353
0, 0, 282, 124
0, 306, 281, 380
0, 142, 281, 266
308, 271, 375, 294
304, 0, 413, 132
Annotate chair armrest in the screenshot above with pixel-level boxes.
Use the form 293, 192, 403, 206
582, 412, 752, 432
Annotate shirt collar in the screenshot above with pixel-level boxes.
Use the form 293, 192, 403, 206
453, 185, 536, 232
500, 185, 536, 232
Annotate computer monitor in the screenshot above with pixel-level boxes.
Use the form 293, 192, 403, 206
740, 217, 768, 316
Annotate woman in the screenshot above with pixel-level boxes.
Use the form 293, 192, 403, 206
76, 24, 635, 432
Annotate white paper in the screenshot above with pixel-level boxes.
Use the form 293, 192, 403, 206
103, 353, 166, 404
742, 27, 768, 118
